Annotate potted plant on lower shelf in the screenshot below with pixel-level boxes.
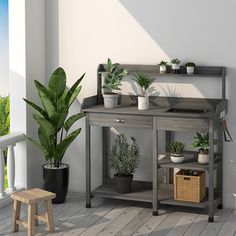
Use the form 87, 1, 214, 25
133, 72, 154, 110
102, 58, 128, 109
158, 61, 168, 74
169, 141, 185, 163
185, 62, 196, 75
190, 132, 217, 164
171, 58, 181, 74
110, 134, 139, 193
24, 67, 85, 203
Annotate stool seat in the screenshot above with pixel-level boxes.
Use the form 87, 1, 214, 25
11, 188, 56, 236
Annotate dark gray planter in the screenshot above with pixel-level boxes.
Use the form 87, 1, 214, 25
114, 174, 133, 193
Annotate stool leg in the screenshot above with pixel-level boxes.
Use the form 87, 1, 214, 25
28, 204, 36, 236
13, 200, 21, 232
45, 200, 54, 232
35, 204, 38, 226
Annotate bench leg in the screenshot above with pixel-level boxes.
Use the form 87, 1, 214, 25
13, 200, 21, 232
35, 204, 38, 226
45, 200, 54, 232
28, 204, 36, 236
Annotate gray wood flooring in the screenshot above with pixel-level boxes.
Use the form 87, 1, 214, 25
0, 192, 235, 236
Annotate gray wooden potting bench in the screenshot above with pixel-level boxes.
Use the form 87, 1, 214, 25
82, 64, 228, 222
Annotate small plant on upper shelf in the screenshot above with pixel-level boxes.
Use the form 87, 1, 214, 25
110, 134, 140, 193
190, 132, 217, 164
133, 73, 154, 110
169, 141, 186, 163
102, 58, 128, 108
171, 58, 181, 74
185, 62, 196, 75
158, 61, 168, 74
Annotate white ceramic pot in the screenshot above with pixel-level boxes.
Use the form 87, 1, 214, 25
138, 96, 149, 110
187, 66, 195, 75
159, 65, 167, 74
170, 154, 184, 163
198, 150, 209, 164
103, 93, 119, 109
172, 64, 180, 70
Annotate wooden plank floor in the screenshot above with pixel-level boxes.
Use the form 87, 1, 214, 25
0, 192, 235, 236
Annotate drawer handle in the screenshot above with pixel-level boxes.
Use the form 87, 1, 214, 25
114, 118, 126, 124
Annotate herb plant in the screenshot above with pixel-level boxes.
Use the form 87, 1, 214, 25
102, 58, 128, 93
110, 134, 139, 176
185, 62, 196, 67
190, 132, 216, 151
169, 141, 185, 156
133, 73, 154, 96
158, 61, 168, 66
171, 58, 181, 64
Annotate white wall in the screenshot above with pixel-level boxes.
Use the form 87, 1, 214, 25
50, 0, 236, 208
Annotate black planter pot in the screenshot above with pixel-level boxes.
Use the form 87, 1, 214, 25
42, 164, 69, 204
114, 174, 133, 193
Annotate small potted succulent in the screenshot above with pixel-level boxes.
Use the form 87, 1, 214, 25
171, 58, 181, 74
169, 141, 185, 163
158, 61, 168, 74
110, 134, 139, 193
190, 132, 217, 164
102, 58, 128, 109
133, 72, 154, 110
185, 62, 196, 75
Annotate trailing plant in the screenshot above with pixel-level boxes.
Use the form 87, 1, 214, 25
169, 141, 185, 156
158, 61, 168, 66
133, 72, 154, 96
110, 134, 139, 176
171, 58, 181, 64
24, 67, 85, 168
185, 62, 196, 67
102, 58, 128, 94
190, 132, 217, 151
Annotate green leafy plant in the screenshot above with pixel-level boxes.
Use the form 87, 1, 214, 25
24, 67, 85, 168
110, 134, 139, 176
185, 62, 196, 67
133, 73, 154, 96
171, 58, 181, 64
158, 61, 168, 66
169, 141, 185, 156
190, 132, 216, 151
102, 58, 128, 93
0, 95, 10, 137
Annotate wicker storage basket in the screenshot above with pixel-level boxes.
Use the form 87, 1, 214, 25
174, 170, 206, 203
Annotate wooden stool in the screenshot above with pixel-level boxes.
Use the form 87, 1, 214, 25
11, 188, 56, 236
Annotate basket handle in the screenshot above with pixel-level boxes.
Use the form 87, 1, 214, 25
184, 177, 191, 181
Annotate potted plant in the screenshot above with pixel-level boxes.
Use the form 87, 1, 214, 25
133, 72, 154, 110
24, 67, 85, 203
110, 134, 139, 193
169, 141, 185, 163
102, 58, 128, 108
171, 58, 181, 74
158, 61, 168, 74
185, 62, 196, 75
190, 132, 216, 164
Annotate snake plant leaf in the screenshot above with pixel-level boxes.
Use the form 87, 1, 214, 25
50, 110, 68, 132
64, 113, 85, 132
38, 127, 53, 157
38, 90, 56, 118
33, 114, 55, 137
54, 128, 81, 161
26, 136, 50, 160
68, 86, 82, 107
23, 98, 48, 119
65, 73, 85, 106
49, 67, 66, 99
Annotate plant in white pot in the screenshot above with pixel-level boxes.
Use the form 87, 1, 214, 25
102, 58, 128, 108
110, 134, 139, 193
171, 58, 181, 74
133, 73, 154, 110
190, 132, 217, 164
24, 67, 85, 203
158, 61, 168, 74
185, 62, 196, 75
169, 141, 185, 163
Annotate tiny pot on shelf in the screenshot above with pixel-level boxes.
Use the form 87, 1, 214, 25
42, 164, 69, 204
186, 66, 195, 75
103, 93, 119, 109
198, 149, 209, 164
159, 65, 167, 74
138, 96, 149, 110
170, 154, 184, 163
114, 174, 133, 193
